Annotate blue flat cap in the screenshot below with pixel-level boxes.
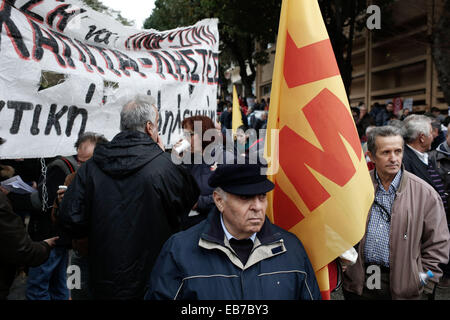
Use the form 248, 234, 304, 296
208, 163, 275, 196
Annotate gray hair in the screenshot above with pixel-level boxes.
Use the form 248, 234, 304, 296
120, 94, 157, 132
402, 114, 432, 143
367, 125, 403, 154
214, 187, 228, 200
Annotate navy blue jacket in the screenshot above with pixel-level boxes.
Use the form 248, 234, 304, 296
146, 208, 321, 300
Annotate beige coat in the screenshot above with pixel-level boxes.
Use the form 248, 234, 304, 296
343, 170, 450, 299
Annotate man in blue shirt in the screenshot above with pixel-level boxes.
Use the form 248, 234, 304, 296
343, 126, 450, 300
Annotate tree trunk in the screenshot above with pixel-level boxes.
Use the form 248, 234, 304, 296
431, 0, 450, 105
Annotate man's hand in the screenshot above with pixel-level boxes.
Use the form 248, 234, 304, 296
43, 236, 59, 248
56, 187, 66, 204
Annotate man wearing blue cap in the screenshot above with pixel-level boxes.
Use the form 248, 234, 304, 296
145, 163, 321, 300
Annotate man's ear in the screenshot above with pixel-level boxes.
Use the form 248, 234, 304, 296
213, 191, 224, 212
367, 151, 375, 163
145, 121, 156, 140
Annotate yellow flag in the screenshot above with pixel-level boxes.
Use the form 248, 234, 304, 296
264, 0, 374, 299
232, 85, 243, 136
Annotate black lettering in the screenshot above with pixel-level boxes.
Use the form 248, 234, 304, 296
7, 101, 33, 134
157, 90, 162, 129
181, 27, 194, 47
0, 100, 4, 113
213, 52, 219, 84
187, 27, 201, 46
150, 51, 177, 80
46, 4, 86, 32
85, 83, 95, 104
85, 25, 117, 45
110, 49, 146, 77
30, 103, 41, 135
171, 94, 182, 139
20, 0, 44, 23
164, 51, 191, 81
45, 104, 68, 135
75, 40, 104, 74
49, 29, 75, 68
30, 20, 66, 67
162, 111, 173, 136
0, 2, 30, 59
206, 51, 214, 84
137, 57, 152, 69
90, 45, 120, 76
204, 25, 217, 46
195, 49, 208, 83
66, 106, 87, 137
180, 50, 199, 83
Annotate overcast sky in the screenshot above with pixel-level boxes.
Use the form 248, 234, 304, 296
100, 0, 156, 29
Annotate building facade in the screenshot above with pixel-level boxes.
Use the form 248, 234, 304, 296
254, 0, 448, 113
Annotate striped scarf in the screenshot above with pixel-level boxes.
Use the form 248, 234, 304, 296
427, 162, 448, 211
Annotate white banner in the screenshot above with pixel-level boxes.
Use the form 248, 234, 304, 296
0, 0, 219, 159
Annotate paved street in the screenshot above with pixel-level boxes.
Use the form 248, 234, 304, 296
331, 284, 450, 300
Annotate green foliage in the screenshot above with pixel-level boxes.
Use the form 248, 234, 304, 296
80, 0, 134, 26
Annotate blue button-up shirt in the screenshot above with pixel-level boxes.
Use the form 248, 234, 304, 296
364, 169, 402, 267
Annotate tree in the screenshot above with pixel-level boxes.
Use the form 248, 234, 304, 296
80, 0, 134, 26
144, 0, 281, 98
432, 0, 450, 105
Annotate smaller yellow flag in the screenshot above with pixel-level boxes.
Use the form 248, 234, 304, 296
232, 85, 243, 136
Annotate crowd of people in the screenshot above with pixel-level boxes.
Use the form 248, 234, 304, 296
0, 95, 449, 300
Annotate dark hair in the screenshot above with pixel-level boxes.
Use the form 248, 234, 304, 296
74, 132, 108, 149
431, 107, 440, 113
367, 126, 403, 155
182, 116, 217, 151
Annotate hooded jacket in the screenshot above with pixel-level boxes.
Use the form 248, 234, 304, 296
146, 208, 321, 300
58, 131, 199, 299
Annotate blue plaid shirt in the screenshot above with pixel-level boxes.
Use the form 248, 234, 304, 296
364, 169, 402, 267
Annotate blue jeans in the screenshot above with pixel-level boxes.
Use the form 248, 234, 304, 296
26, 247, 69, 300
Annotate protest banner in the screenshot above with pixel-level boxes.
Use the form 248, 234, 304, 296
0, 0, 219, 159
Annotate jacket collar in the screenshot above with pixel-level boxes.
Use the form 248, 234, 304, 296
199, 207, 286, 270
200, 207, 282, 246
370, 164, 408, 195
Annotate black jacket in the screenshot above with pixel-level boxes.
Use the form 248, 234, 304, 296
402, 145, 435, 188
0, 193, 50, 300
58, 131, 200, 299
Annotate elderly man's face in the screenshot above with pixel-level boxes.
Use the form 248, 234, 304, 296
214, 191, 267, 239
368, 135, 403, 180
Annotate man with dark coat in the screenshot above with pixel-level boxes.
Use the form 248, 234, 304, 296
0, 132, 105, 300
402, 115, 448, 212
0, 193, 57, 300
59, 94, 199, 300
429, 123, 450, 288
145, 163, 321, 300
